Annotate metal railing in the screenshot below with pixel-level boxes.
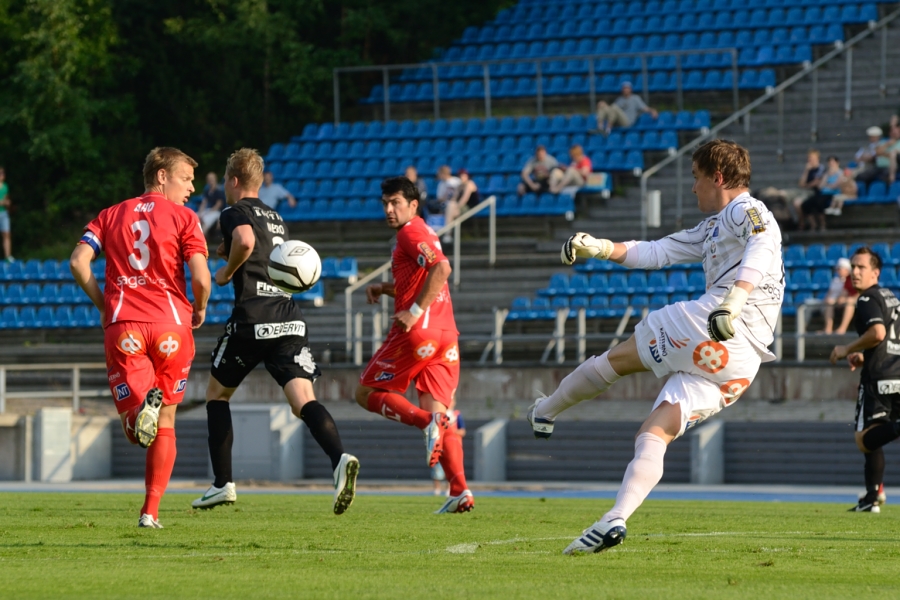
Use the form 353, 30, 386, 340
0, 363, 108, 413
333, 47, 739, 123
639, 8, 900, 238
343, 195, 497, 362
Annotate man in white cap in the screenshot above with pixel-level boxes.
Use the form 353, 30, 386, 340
855, 126, 889, 185
595, 81, 657, 134
822, 256, 859, 334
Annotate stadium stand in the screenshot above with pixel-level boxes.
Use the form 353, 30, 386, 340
0, 257, 357, 328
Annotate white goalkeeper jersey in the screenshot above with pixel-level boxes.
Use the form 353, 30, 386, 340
626, 192, 784, 360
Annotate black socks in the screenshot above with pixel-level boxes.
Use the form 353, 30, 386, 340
207, 401, 234, 488
299, 401, 345, 470
864, 447, 886, 501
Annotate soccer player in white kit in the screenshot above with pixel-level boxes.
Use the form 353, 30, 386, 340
527, 140, 785, 554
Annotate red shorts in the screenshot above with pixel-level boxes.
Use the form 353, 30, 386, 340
360, 327, 460, 406
104, 321, 196, 414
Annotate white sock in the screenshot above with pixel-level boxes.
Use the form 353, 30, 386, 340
535, 352, 621, 420
601, 432, 667, 523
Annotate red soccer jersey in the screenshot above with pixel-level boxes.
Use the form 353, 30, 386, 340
392, 216, 457, 332
80, 192, 208, 327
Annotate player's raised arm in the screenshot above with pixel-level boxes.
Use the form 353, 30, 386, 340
561, 224, 707, 269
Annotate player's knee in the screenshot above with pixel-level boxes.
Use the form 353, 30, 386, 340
855, 430, 870, 453
355, 385, 373, 409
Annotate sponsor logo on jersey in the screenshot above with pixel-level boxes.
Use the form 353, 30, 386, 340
116, 330, 146, 355
693, 341, 729, 374
114, 383, 131, 402
442, 344, 460, 364
173, 379, 187, 393
417, 254, 427, 268
720, 378, 751, 405
254, 321, 307, 339
877, 380, 900, 394
414, 340, 438, 361
108, 371, 121, 382
252, 207, 283, 221
117, 274, 168, 289
649, 329, 688, 363
872, 411, 888, 420
417, 242, 437, 264
375, 360, 395, 369
294, 347, 317, 374
374, 371, 394, 382
746, 207, 766, 234
154, 332, 182, 360
256, 281, 291, 298
888, 341, 900, 356
712, 226, 719, 237
267, 222, 286, 235
648, 338, 662, 363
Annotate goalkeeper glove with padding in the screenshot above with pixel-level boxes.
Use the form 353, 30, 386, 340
707, 286, 749, 342
561, 233, 614, 265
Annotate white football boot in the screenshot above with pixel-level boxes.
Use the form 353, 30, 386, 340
138, 514, 163, 529
134, 388, 164, 448
333, 454, 360, 515
526, 396, 554, 439
858, 483, 887, 505
434, 489, 474, 514
423, 412, 450, 467
192, 482, 237, 509
563, 518, 627, 555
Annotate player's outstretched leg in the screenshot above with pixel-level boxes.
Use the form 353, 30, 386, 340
133, 388, 163, 448
564, 432, 665, 554
193, 400, 236, 509
434, 429, 473, 514
359, 387, 449, 467
528, 351, 622, 439
140, 426, 177, 527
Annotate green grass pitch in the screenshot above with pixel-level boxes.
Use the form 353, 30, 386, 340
1, 492, 899, 599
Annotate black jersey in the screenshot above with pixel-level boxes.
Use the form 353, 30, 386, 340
219, 198, 304, 325
854, 284, 900, 383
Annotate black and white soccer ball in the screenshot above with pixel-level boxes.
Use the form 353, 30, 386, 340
268, 240, 321, 294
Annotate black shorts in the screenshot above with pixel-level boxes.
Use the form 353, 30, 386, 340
855, 379, 900, 431
210, 320, 321, 389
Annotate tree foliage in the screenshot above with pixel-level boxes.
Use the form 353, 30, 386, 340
0, 0, 511, 255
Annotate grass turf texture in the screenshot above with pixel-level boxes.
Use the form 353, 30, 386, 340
1, 493, 899, 599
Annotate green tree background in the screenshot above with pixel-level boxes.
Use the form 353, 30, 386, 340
0, 0, 510, 257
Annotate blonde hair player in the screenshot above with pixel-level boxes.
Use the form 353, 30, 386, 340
530, 139, 784, 554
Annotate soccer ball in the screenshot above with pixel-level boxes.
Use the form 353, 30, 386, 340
268, 240, 321, 294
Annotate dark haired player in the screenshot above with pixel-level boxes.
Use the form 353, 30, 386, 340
354, 176, 473, 514
831, 247, 900, 513
530, 140, 784, 553
192, 148, 358, 515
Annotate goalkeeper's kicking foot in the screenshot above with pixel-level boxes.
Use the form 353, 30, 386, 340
527, 397, 554, 439
134, 388, 163, 449
192, 482, 236, 509
434, 489, 474, 514
138, 514, 163, 529
563, 518, 626, 555
333, 453, 359, 515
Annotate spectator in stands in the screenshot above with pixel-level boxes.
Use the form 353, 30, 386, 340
820, 257, 858, 335
517, 145, 558, 196
446, 169, 481, 229
197, 172, 226, 235
549, 145, 592, 194
824, 162, 858, 217
405, 165, 428, 202
431, 165, 460, 216
258, 170, 296, 210
881, 116, 900, 183
795, 150, 824, 231
855, 126, 890, 186
0, 166, 11, 262
594, 81, 658, 134
801, 156, 853, 230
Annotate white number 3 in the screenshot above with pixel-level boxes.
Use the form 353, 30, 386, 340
129, 220, 150, 270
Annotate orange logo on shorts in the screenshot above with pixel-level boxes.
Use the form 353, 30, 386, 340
154, 332, 182, 360
442, 344, 460, 364
414, 340, 438, 361
720, 378, 751, 405
692, 341, 729, 374
116, 330, 146, 355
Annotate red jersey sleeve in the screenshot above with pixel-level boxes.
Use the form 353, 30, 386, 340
79, 209, 108, 256
397, 222, 447, 270
179, 210, 209, 262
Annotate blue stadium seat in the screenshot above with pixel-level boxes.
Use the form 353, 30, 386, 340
811, 269, 831, 291
668, 271, 689, 292
787, 269, 812, 291
804, 244, 826, 267
0, 306, 19, 328
687, 271, 706, 293
783, 245, 804, 267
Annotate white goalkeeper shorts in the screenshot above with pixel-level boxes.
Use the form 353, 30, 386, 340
634, 295, 762, 437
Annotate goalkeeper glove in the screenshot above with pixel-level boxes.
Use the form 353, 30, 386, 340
561, 233, 614, 265
707, 286, 749, 342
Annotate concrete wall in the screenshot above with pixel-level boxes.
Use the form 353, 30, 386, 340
71, 416, 112, 480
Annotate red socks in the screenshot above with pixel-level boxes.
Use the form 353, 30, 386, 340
121, 406, 141, 445
141, 428, 176, 519
439, 425, 469, 496
367, 391, 432, 429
